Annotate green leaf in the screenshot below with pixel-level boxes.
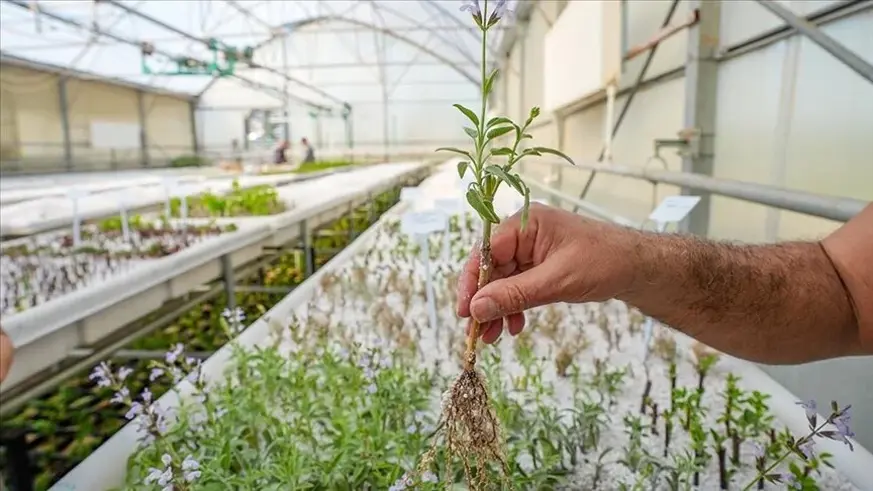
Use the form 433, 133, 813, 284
490, 147, 514, 156
453, 103, 480, 128
456, 161, 470, 179
487, 116, 514, 129
483, 68, 498, 98
486, 125, 514, 140
435, 146, 474, 160
484, 165, 523, 195
463, 126, 478, 140
466, 189, 500, 224
534, 146, 576, 165
520, 148, 542, 157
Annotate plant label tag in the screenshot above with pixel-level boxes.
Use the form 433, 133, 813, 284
67, 188, 87, 200
434, 198, 462, 214
400, 210, 447, 237
400, 187, 421, 203
648, 196, 701, 224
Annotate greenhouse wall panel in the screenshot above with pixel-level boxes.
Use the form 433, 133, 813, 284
0, 65, 65, 161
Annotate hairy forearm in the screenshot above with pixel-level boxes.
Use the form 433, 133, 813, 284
619, 233, 861, 364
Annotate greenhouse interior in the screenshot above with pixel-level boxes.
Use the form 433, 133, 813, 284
0, 0, 871, 490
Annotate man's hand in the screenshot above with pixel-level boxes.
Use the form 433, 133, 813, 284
456, 203, 639, 343
0, 328, 14, 383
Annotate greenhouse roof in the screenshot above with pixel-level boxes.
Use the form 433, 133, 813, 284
0, 0, 522, 108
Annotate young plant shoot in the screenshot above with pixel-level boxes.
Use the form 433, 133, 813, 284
419, 0, 574, 487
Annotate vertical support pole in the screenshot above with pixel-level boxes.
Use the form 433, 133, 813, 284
58, 76, 73, 171
348, 201, 355, 242
765, 34, 801, 243
281, 36, 291, 143
367, 192, 376, 224
189, 98, 200, 157
137, 90, 150, 168
680, 0, 720, 237
300, 219, 314, 278
221, 254, 236, 312
0, 428, 34, 491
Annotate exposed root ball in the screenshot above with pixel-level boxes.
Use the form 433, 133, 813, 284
417, 368, 509, 490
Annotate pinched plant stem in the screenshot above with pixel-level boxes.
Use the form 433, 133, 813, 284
464, 221, 493, 371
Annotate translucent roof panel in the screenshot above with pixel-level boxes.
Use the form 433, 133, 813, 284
0, 0, 517, 99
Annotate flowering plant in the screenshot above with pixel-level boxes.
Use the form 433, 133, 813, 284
425, 0, 575, 486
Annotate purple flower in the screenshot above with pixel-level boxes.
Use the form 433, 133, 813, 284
182, 455, 201, 482
459, 0, 480, 16
111, 386, 130, 404
166, 343, 184, 364
116, 366, 133, 382
798, 439, 815, 459
796, 399, 816, 420
366, 383, 377, 394
751, 441, 765, 459
489, 0, 514, 24
780, 472, 802, 490
89, 362, 113, 388
422, 470, 438, 483
125, 402, 143, 421
149, 367, 164, 382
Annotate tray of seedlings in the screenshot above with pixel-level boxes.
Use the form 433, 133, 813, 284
51, 163, 868, 491
169, 179, 289, 218
0, 216, 236, 316
0, 188, 404, 491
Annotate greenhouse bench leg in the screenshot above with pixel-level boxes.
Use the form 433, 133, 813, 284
0, 428, 34, 491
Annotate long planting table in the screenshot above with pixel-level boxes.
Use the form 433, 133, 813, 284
51, 161, 873, 491
0, 165, 364, 238
0, 162, 432, 407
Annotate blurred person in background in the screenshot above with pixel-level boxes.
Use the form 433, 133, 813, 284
0, 327, 13, 383
301, 137, 316, 164
273, 139, 290, 165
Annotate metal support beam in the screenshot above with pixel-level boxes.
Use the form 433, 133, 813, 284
680, 0, 720, 236
545, 160, 867, 223
189, 99, 199, 155
221, 254, 236, 311
58, 76, 73, 170
136, 90, 149, 167
348, 202, 356, 242
300, 220, 314, 278
1, 0, 332, 111
755, 0, 873, 85
69, 348, 216, 360
234, 285, 295, 294
98, 0, 347, 108
574, 0, 681, 210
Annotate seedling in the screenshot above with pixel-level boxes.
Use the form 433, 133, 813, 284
416, 0, 574, 487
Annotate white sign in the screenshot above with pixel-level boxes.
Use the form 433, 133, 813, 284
67, 188, 87, 200
648, 196, 701, 224
400, 187, 421, 203
401, 210, 447, 237
90, 121, 140, 150
434, 198, 462, 214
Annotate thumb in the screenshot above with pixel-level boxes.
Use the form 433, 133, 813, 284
469, 265, 562, 322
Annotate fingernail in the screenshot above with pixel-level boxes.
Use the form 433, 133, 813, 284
470, 297, 498, 322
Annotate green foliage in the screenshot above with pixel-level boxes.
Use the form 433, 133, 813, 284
293, 160, 352, 174
170, 180, 285, 218
436, 3, 574, 230
169, 155, 209, 168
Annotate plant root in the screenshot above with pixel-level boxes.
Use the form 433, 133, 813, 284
416, 367, 511, 490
